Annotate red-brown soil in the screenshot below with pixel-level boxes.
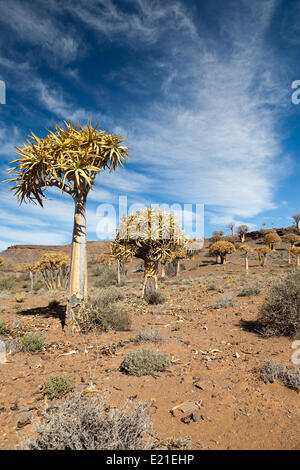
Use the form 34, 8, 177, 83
0, 236, 299, 450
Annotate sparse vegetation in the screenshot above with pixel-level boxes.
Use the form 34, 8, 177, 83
43, 375, 75, 400
22, 332, 44, 352
120, 348, 170, 376
23, 394, 153, 450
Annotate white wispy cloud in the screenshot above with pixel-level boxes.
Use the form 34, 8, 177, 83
0, 0, 81, 63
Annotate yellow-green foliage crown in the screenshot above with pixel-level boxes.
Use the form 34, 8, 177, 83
6, 121, 130, 205
111, 208, 188, 263
209, 240, 236, 257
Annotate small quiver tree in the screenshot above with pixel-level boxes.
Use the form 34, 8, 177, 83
264, 232, 281, 251
6, 121, 129, 333
24, 263, 38, 290
0, 256, 4, 267
171, 247, 187, 277
237, 225, 249, 243
209, 241, 235, 265
227, 222, 235, 235
111, 208, 187, 298
35, 253, 70, 290
255, 246, 271, 266
239, 244, 253, 274
288, 246, 300, 267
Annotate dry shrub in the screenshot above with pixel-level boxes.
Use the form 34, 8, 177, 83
144, 291, 165, 305
79, 287, 130, 332
214, 293, 234, 309
23, 393, 153, 450
0, 320, 7, 335
120, 348, 170, 376
22, 332, 44, 352
259, 359, 300, 391
44, 375, 75, 400
0, 276, 15, 291
238, 282, 261, 297
133, 329, 163, 344
93, 265, 118, 287
257, 270, 300, 336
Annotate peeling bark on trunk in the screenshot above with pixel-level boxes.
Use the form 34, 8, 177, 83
245, 255, 248, 274
142, 259, 158, 298
65, 196, 87, 333
117, 259, 121, 285
176, 260, 181, 276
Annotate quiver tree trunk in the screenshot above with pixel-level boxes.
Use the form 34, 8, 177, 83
161, 263, 166, 278
175, 259, 181, 276
142, 259, 158, 298
65, 196, 88, 333
245, 255, 249, 274
117, 259, 121, 285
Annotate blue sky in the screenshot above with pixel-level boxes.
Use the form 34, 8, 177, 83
1, 0, 300, 250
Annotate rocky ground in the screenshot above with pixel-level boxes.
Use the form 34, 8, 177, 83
0, 235, 299, 450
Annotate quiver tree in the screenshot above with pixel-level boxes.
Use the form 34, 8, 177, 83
0, 256, 4, 267
239, 244, 253, 273
255, 246, 271, 266
213, 230, 224, 238
224, 234, 239, 245
291, 213, 300, 230
227, 222, 235, 235
186, 239, 203, 258
209, 241, 235, 265
237, 225, 249, 242
34, 253, 70, 290
264, 232, 281, 251
288, 246, 300, 266
24, 263, 38, 290
6, 121, 129, 333
111, 208, 187, 298
284, 233, 299, 248
171, 247, 187, 276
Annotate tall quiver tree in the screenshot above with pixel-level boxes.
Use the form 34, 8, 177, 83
6, 121, 129, 333
111, 208, 187, 298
